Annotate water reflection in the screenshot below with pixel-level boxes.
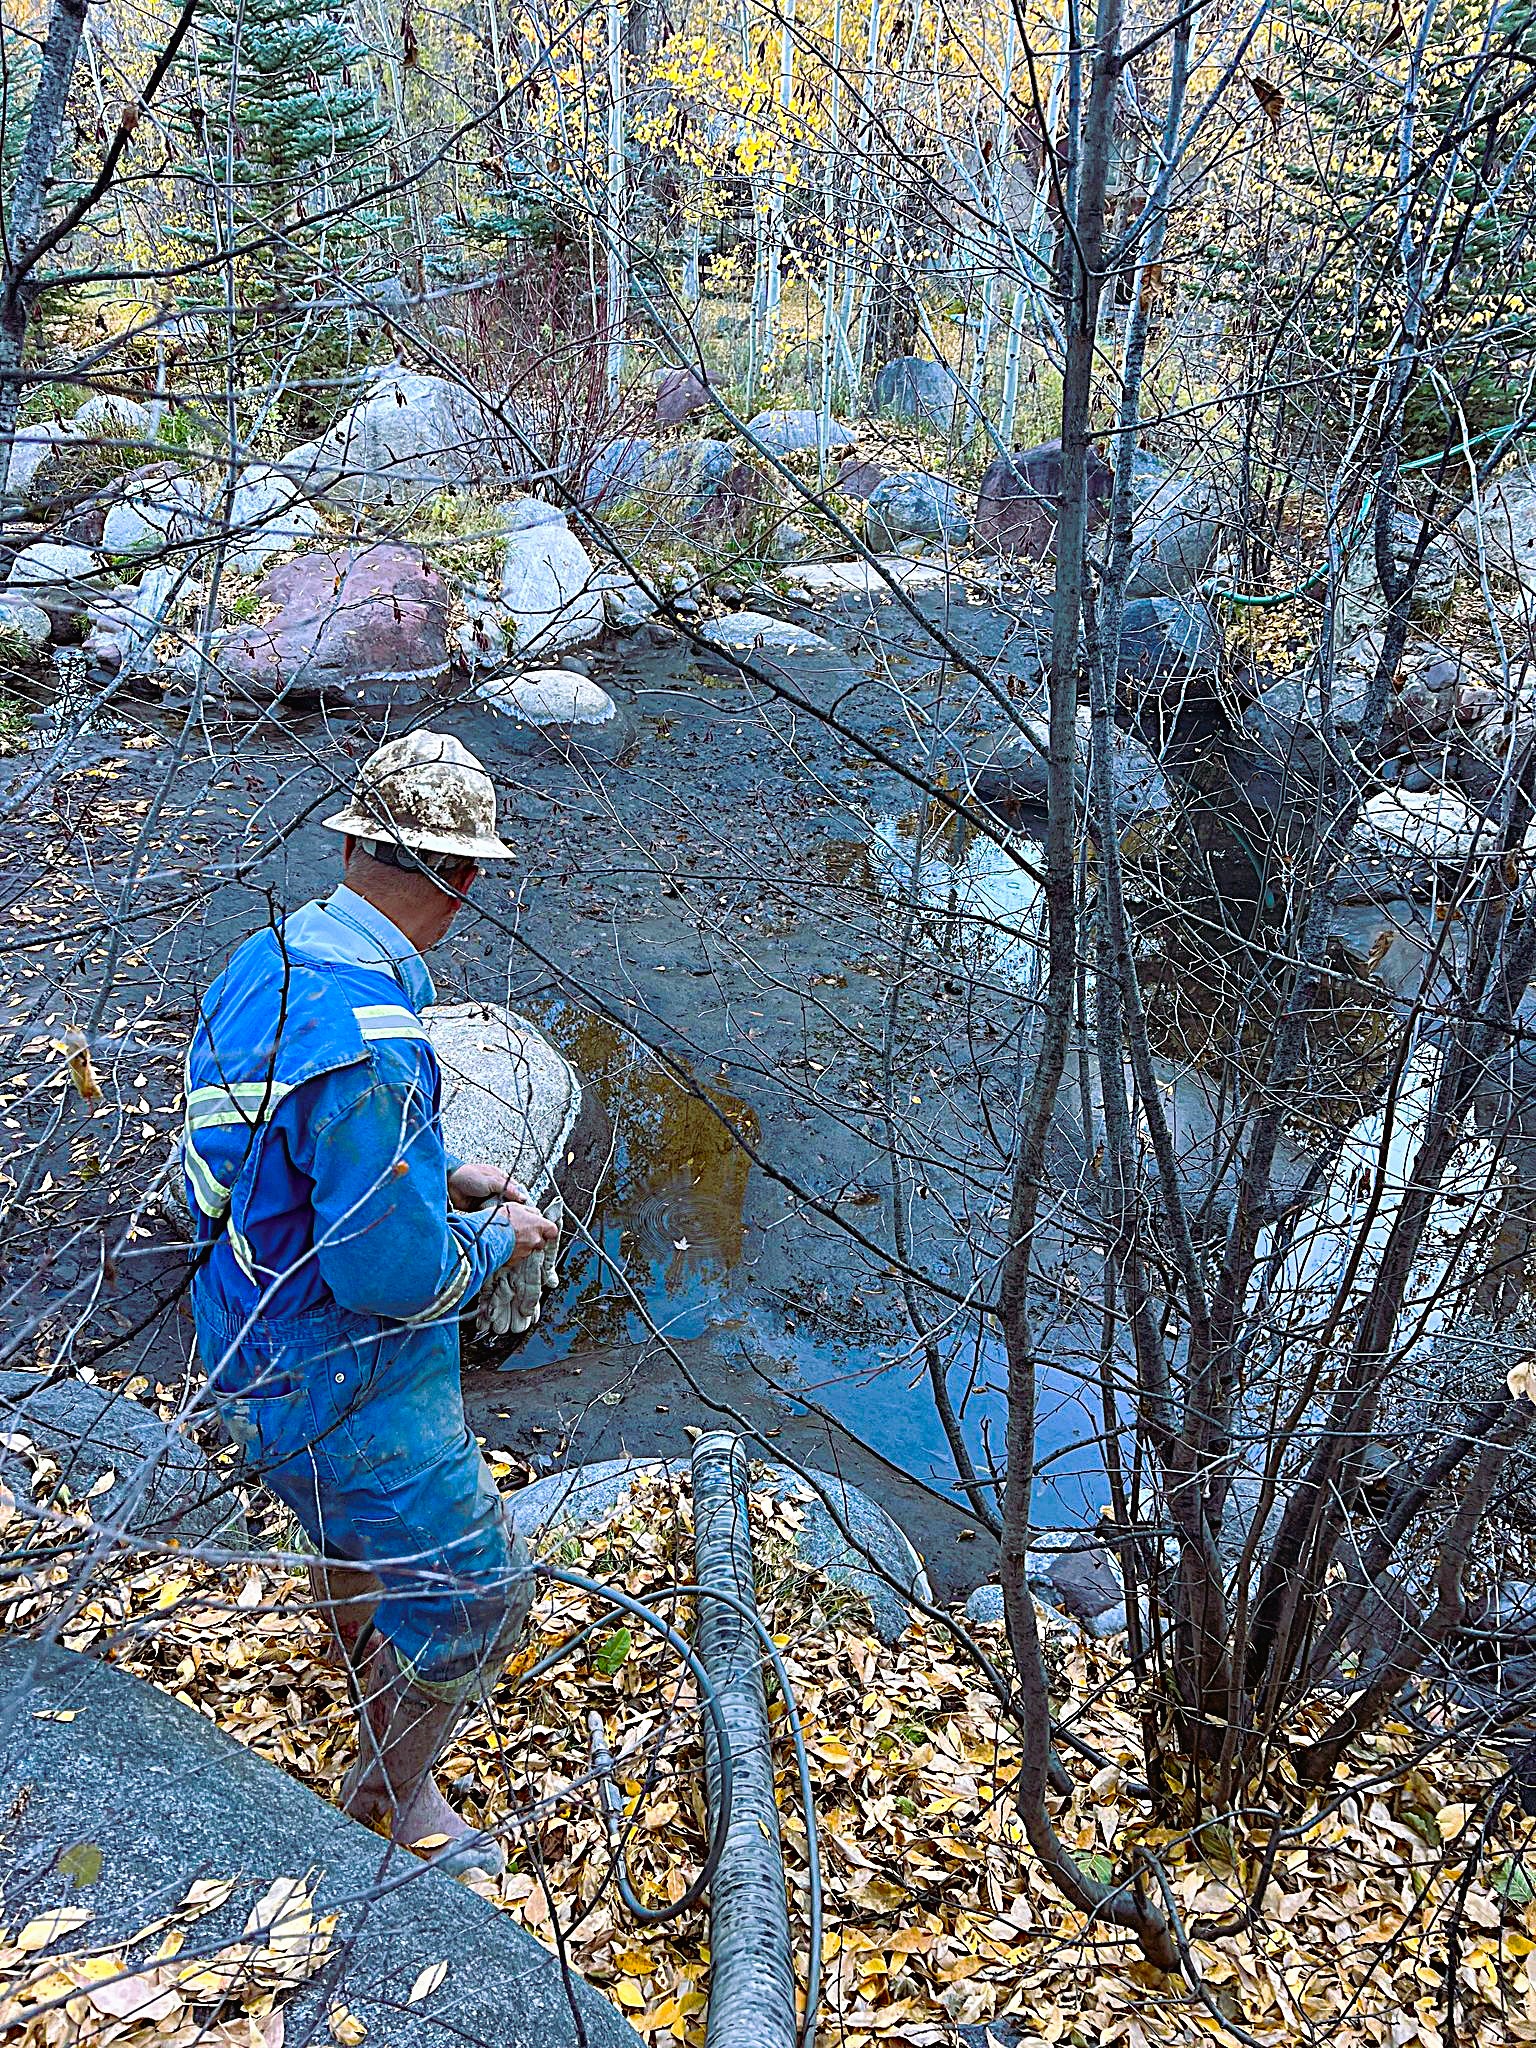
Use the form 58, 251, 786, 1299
507, 999, 759, 1366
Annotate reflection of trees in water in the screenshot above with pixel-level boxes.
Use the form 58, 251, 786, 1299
526, 1003, 759, 1345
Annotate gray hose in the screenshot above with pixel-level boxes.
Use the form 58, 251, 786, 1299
691, 1431, 797, 2048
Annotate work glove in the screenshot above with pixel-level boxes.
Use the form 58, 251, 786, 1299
475, 1191, 563, 1343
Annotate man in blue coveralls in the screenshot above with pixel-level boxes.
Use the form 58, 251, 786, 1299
183, 731, 558, 1878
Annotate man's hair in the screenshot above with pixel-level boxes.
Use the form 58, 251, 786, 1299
357, 838, 473, 884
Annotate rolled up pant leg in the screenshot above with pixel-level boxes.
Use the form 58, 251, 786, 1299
202, 1306, 534, 1698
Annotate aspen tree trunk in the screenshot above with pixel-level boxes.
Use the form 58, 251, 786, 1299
761, 0, 795, 355
967, 10, 1017, 427
836, 0, 883, 392
605, 0, 627, 400
999, 14, 1069, 443
0, 0, 88, 503
817, 0, 846, 468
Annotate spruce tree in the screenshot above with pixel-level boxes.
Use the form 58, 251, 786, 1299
173, 0, 389, 420
1278, 0, 1536, 459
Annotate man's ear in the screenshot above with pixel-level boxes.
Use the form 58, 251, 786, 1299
446, 859, 479, 897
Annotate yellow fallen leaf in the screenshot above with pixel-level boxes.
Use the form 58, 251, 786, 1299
329, 2004, 367, 2043
17, 1907, 92, 1952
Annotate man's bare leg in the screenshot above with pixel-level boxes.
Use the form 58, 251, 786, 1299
307, 1559, 381, 1679
338, 1637, 505, 1879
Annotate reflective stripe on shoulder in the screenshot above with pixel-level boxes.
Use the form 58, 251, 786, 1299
185, 1078, 296, 1130
353, 1003, 430, 1043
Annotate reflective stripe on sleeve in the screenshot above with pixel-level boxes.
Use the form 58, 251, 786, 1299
181, 1136, 233, 1219
399, 1248, 475, 1327
225, 1219, 261, 1283
353, 1004, 429, 1043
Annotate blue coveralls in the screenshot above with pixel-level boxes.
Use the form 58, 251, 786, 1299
184, 884, 526, 1693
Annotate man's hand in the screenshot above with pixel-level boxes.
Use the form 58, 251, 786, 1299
489, 1199, 560, 1265
449, 1161, 527, 1212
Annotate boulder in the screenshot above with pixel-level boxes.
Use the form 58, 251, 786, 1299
743, 409, 855, 457
974, 439, 1112, 556
655, 366, 715, 429
1337, 510, 1458, 638
964, 1583, 1005, 1625
583, 435, 652, 509
453, 592, 509, 676
703, 609, 833, 654
286, 369, 516, 509
217, 465, 327, 577
508, 1456, 933, 1644
780, 557, 946, 602
872, 356, 963, 433
9, 399, 153, 516
225, 500, 324, 579
832, 455, 888, 502
227, 463, 300, 533
80, 567, 176, 686
591, 566, 656, 628
1115, 593, 1222, 683
453, 614, 508, 676
1382, 641, 1536, 806
863, 469, 969, 552
202, 543, 450, 706
1125, 456, 1224, 598
5, 540, 103, 632
102, 470, 209, 556
424, 1002, 584, 1211
1457, 463, 1536, 600
0, 1641, 638, 2048
1242, 659, 1376, 795
0, 595, 52, 666
71, 393, 153, 444
344, 273, 414, 344
0, 1368, 244, 1547
1348, 785, 1507, 886
648, 438, 739, 525
478, 667, 619, 729
969, 709, 1172, 829
495, 497, 606, 655
4, 420, 77, 505
1037, 1531, 1126, 1628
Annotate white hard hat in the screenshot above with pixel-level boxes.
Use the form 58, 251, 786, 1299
321, 731, 515, 861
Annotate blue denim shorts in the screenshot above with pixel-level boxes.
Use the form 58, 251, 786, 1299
194, 1295, 530, 1691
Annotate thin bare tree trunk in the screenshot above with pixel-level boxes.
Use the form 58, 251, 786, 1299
995, 0, 1174, 1970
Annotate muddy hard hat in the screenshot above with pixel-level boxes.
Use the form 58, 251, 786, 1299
321, 731, 515, 861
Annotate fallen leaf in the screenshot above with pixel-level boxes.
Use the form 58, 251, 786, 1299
408, 1960, 449, 2003
17, 1906, 93, 1952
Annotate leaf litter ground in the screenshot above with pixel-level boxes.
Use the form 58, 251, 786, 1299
3, 1465, 1536, 2047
